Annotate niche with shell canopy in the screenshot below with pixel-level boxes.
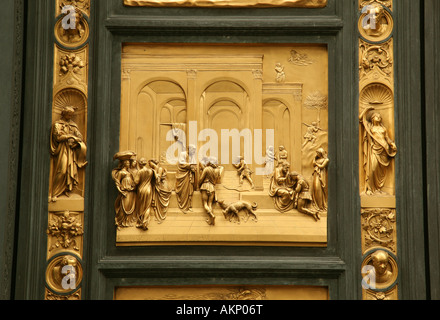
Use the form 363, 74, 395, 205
359, 83, 396, 196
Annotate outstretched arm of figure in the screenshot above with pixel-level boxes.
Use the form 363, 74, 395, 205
359, 106, 375, 122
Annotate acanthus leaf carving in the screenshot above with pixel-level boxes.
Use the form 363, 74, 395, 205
47, 210, 84, 252
359, 39, 394, 81
361, 208, 396, 253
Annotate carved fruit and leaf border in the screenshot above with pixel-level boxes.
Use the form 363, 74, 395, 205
45, 0, 90, 300
358, 0, 399, 300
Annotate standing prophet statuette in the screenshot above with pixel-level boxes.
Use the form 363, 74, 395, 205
50, 106, 88, 202
175, 145, 197, 213
275, 63, 285, 83
359, 106, 397, 195
112, 151, 138, 229
233, 156, 255, 189
199, 157, 224, 226
311, 148, 329, 212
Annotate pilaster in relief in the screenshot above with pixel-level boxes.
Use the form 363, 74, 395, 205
358, 0, 398, 300
46, 0, 90, 300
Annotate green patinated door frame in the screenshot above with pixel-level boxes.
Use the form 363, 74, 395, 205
2, 0, 438, 300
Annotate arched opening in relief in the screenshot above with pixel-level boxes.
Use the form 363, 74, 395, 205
136, 80, 187, 161
263, 99, 292, 166
201, 80, 249, 169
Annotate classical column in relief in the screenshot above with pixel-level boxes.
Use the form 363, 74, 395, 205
252, 69, 264, 190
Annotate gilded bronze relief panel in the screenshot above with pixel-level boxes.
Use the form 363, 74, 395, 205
123, 0, 328, 8
113, 44, 329, 246
114, 285, 329, 300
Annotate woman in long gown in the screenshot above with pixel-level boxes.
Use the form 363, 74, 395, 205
175, 146, 196, 212
149, 159, 172, 224
311, 148, 329, 211
359, 106, 397, 195
112, 156, 137, 229
135, 158, 155, 230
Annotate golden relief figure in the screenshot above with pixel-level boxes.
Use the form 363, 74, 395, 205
311, 148, 329, 212
269, 161, 296, 213
50, 106, 87, 202
358, 2, 393, 43
233, 156, 255, 189
113, 152, 171, 230
124, 0, 328, 8
175, 145, 197, 213
199, 157, 224, 226
362, 249, 398, 292
268, 153, 323, 221
359, 106, 397, 195
112, 151, 138, 228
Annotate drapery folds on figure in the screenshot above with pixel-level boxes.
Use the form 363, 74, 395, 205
269, 162, 296, 212
149, 159, 172, 224
112, 151, 137, 229
175, 145, 196, 212
50, 106, 87, 201
311, 148, 329, 211
199, 157, 224, 226
359, 106, 397, 195
113, 152, 172, 230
